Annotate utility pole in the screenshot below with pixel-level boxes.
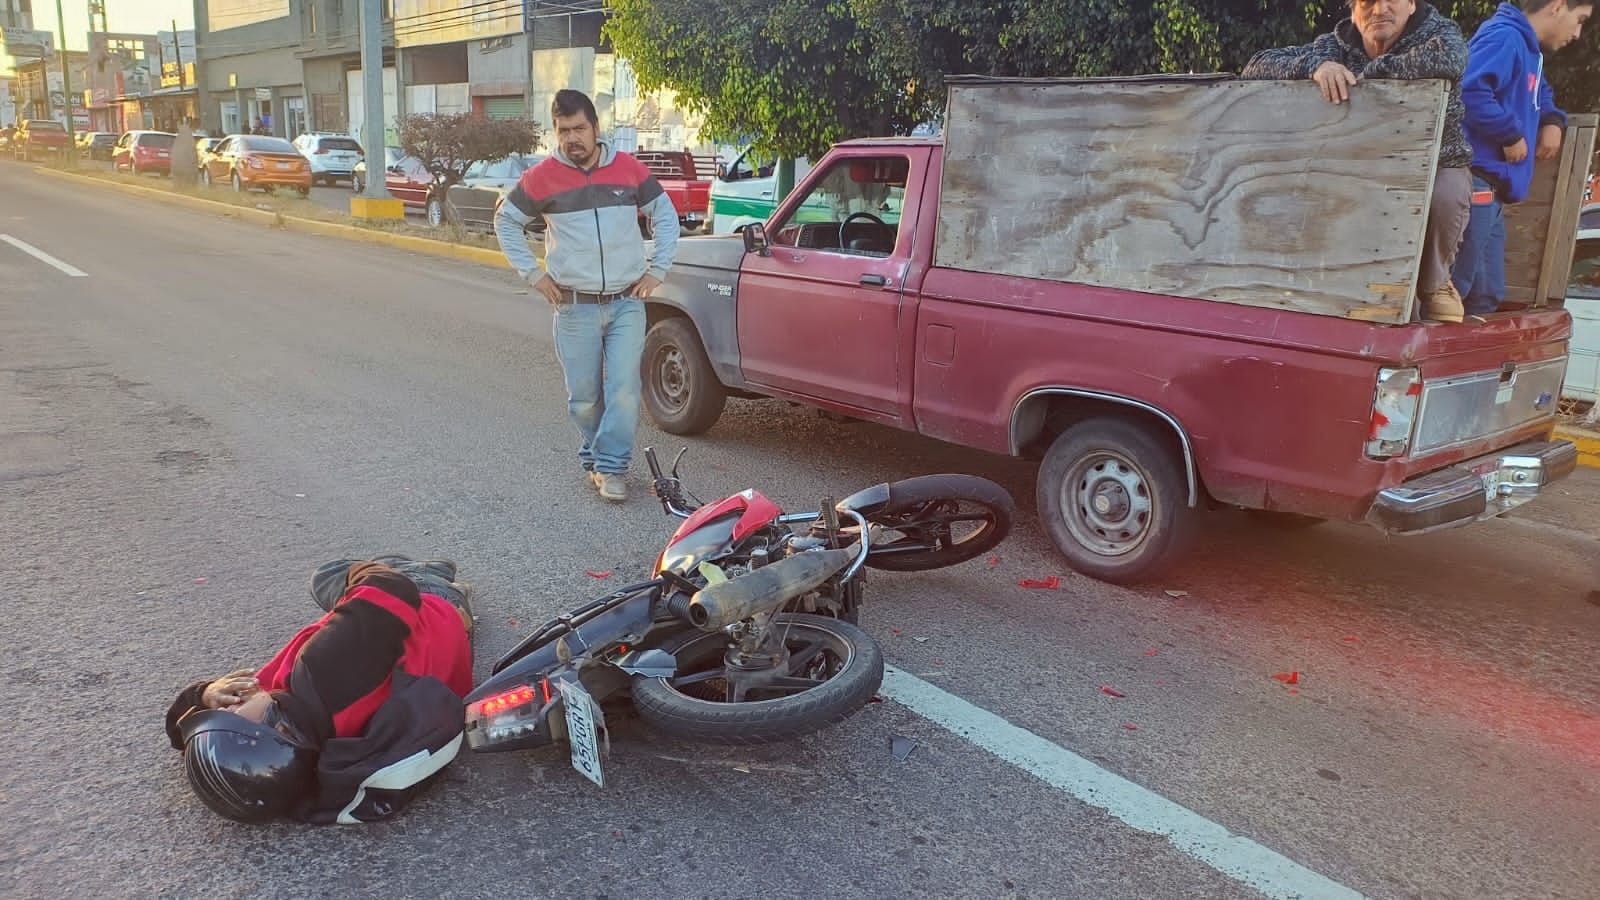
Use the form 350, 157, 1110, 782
352, 0, 398, 216
54, 0, 76, 166
171, 19, 184, 90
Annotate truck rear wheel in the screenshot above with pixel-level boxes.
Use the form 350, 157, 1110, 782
642, 316, 726, 435
1037, 417, 1197, 584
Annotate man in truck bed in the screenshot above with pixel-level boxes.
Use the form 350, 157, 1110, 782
1242, 0, 1472, 324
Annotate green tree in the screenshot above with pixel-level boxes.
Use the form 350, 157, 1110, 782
603, 0, 1597, 158
394, 113, 541, 205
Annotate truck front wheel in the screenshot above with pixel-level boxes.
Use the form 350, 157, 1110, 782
642, 316, 726, 435
1037, 418, 1197, 584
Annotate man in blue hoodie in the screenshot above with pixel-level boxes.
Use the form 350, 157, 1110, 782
1453, 0, 1592, 316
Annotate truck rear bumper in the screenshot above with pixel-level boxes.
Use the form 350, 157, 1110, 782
1366, 439, 1578, 534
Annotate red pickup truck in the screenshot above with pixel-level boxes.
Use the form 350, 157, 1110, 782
636, 150, 715, 233
11, 119, 70, 162
635, 77, 1592, 583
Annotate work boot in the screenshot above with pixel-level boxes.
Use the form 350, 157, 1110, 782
1423, 281, 1465, 323
590, 471, 627, 502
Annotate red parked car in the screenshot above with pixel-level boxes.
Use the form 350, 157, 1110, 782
112, 131, 177, 176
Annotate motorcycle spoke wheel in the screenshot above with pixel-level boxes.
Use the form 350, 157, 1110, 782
861, 474, 1015, 572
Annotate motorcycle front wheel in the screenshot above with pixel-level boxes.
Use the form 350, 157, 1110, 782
863, 474, 1015, 572
632, 613, 884, 744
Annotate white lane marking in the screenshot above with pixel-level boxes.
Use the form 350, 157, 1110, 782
0, 234, 89, 277
880, 666, 1364, 900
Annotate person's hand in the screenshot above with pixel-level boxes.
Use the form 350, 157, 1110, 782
1312, 61, 1359, 104
531, 272, 562, 305
1535, 123, 1563, 160
629, 274, 663, 298
202, 669, 258, 709
1503, 138, 1529, 163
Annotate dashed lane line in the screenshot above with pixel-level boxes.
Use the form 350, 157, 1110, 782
880, 666, 1364, 900
0, 234, 89, 277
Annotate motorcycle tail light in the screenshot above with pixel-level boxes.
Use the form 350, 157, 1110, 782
464, 678, 557, 750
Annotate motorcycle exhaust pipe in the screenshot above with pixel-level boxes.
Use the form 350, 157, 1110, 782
688, 547, 855, 631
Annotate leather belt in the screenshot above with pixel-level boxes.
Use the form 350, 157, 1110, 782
558, 288, 628, 304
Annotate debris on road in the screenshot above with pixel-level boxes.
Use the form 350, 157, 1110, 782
988, 556, 999, 566
1100, 685, 1125, 698
891, 735, 917, 761
1145, 649, 1159, 656
194, 577, 206, 583
1018, 576, 1061, 589
1164, 589, 1188, 597
913, 636, 929, 643
732, 764, 752, 774
1121, 723, 1138, 730
1272, 671, 1301, 685
584, 570, 612, 578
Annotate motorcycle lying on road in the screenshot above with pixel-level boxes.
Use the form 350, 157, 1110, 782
462, 447, 1015, 784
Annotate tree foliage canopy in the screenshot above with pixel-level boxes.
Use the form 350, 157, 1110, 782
395, 113, 541, 196
605, 0, 1600, 159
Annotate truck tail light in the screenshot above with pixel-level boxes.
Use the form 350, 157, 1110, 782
1366, 367, 1422, 459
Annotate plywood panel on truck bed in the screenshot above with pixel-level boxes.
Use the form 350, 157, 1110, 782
936, 75, 1449, 325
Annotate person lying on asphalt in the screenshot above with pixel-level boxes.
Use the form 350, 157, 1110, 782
165, 556, 474, 824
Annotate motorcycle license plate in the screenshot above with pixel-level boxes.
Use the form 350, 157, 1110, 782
558, 679, 605, 787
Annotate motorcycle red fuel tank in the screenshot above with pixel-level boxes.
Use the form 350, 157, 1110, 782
656, 489, 783, 575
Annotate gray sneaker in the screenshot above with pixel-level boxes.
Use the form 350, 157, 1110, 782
590, 471, 627, 502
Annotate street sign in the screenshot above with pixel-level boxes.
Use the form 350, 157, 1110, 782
1, 28, 55, 59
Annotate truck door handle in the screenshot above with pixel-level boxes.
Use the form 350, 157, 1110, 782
859, 274, 888, 287
760, 190, 772, 197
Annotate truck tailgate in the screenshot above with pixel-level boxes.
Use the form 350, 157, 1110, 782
1402, 309, 1569, 468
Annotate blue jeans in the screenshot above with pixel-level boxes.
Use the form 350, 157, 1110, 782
551, 297, 646, 475
1450, 176, 1506, 316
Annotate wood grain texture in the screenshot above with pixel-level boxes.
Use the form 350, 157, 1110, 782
936, 77, 1448, 324
1504, 115, 1598, 305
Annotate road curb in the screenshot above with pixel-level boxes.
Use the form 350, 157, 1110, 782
34, 165, 511, 270
1556, 425, 1600, 469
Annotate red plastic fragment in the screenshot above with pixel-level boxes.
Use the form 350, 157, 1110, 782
1018, 576, 1061, 590
1121, 723, 1138, 730
1100, 686, 1125, 698
1288, 689, 1299, 695
1272, 671, 1300, 685
892, 628, 903, 635
1344, 636, 1358, 642
584, 570, 613, 578
508, 619, 519, 627
988, 556, 999, 566
1144, 649, 1159, 656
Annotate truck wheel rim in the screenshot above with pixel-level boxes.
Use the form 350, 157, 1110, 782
1060, 451, 1153, 557
650, 345, 689, 411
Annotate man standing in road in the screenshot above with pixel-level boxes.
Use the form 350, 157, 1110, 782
1452, 0, 1592, 316
1241, 0, 1474, 324
495, 89, 680, 502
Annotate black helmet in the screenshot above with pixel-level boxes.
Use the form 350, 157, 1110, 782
178, 708, 316, 823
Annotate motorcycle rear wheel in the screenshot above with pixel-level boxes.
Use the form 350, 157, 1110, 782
632, 613, 883, 744
863, 474, 1015, 572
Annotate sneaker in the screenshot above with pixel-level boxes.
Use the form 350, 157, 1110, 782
590, 471, 627, 502
1422, 281, 1464, 323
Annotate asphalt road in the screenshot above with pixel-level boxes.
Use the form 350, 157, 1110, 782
2, 156, 1598, 900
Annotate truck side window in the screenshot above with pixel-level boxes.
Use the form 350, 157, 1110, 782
769, 155, 909, 257
725, 151, 774, 182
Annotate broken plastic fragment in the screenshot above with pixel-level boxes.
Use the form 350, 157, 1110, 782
891, 735, 917, 761
1100, 685, 1125, 698
1144, 649, 1159, 656
988, 556, 999, 566
1121, 723, 1138, 730
732, 764, 751, 774
194, 577, 206, 583
913, 636, 929, 643
585, 570, 613, 579
1272, 671, 1300, 685
1164, 589, 1188, 598
1018, 576, 1061, 589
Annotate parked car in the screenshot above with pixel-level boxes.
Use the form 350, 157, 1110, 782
199, 134, 312, 195
352, 146, 432, 209
291, 132, 363, 185
111, 131, 177, 175
76, 131, 117, 161
12, 119, 71, 161
442, 153, 546, 230
1561, 227, 1600, 404
194, 136, 223, 171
